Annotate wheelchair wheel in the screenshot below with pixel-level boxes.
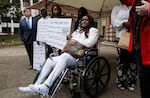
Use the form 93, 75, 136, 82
84, 56, 110, 97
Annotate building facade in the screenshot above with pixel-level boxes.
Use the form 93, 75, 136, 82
0, 0, 115, 39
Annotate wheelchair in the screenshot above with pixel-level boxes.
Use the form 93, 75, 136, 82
33, 45, 111, 98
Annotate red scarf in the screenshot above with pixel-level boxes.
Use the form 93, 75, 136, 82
123, 0, 135, 6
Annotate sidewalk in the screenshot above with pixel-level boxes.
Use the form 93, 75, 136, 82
0, 45, 140, 98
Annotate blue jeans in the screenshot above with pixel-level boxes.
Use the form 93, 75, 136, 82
135, 50, 150, 98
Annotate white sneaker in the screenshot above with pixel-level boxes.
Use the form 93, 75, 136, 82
18, 86, 37, 95
117, 84, 125, 91
128, 87, 135, 91
29, 84, 49, 96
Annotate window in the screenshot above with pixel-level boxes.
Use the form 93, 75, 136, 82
33, 0, 38, 3
23, 0, 30, 6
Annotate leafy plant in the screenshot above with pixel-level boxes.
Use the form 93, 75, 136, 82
0, 0, 11, 17
0, 0, 22, 19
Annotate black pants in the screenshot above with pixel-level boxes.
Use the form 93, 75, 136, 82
135, 50, 150, 98
47, 46, 61, 58
24, 42, 33, 66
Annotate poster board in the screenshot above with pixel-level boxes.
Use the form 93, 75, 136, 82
36, 18, 72, 50
33, 41, 46, 71
36, 18, 49, 42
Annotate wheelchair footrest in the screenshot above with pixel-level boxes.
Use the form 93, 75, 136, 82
48, 68, 68, 97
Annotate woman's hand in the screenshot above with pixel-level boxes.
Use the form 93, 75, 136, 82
67, 34, 72, 40
136, 0, 150, 16
37, 41, 40, 45
122, 21, 130, 28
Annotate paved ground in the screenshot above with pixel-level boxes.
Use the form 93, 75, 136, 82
0, 43, 141, 98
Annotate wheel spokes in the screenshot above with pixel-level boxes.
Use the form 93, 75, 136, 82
84, 57, 110, 98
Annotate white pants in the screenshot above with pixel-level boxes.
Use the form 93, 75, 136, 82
35, 52, 76, 87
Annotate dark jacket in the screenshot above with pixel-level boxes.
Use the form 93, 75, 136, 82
19, 17, 37, 44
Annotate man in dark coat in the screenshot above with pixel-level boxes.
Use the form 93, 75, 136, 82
19, 7, 37, 70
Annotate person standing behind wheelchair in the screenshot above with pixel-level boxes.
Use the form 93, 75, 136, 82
74, 7, 88, 30
18, 14, 99, 96
36, 7, 50, 58
47, 4, 64, 56
111, 0, 137, 91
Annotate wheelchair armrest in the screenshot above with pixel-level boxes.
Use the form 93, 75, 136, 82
67, 48, 98, 70
85, 48, 98, 56
49, 53, 57, 57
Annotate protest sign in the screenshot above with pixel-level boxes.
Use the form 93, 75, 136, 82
33, 41, 46, 71
36, 19, 50, 42
36, 18, 72, 50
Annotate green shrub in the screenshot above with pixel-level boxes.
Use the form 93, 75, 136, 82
0, 34, 22, 48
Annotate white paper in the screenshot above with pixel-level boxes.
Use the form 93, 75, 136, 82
33, 41, 46, 71
36, 19, 49, 42
36, 18, 72, 50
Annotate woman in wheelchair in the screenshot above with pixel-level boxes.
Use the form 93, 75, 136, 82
18, 14, 99, 96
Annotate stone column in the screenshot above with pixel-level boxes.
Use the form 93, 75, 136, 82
20, 0, 24, 11
0, 25, 2, 33
30, 0, 33, 6
11, 18, 14, 35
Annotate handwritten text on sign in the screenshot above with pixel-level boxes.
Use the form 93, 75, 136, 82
37, 18, 72, 50
33, 42, 46, 71
37, 19, 49, 42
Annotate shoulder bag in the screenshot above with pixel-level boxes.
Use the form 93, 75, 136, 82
118, 32, 130, 50
62, 40, 86, 58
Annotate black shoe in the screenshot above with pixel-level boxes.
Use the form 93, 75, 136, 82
62, 79, 69, 84
72, 92, 81, 98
